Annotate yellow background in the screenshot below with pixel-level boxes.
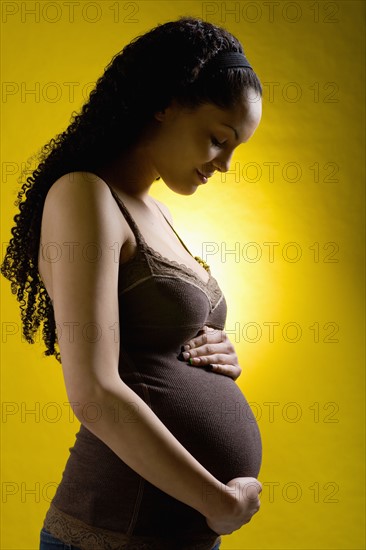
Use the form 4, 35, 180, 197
1, 1, 365, 549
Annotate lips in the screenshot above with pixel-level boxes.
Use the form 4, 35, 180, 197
198, 170, 214, 178
196, 170, 208, 184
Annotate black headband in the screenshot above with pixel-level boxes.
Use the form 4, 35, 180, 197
205, 51, 253, 70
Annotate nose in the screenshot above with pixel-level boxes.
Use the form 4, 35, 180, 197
213, 151, 234, 173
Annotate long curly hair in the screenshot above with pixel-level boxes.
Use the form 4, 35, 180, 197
1, 16, 262, 364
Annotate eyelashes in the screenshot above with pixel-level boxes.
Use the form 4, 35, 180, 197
210, 136, 226, 149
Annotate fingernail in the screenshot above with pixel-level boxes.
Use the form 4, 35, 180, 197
182, 352, 190, 360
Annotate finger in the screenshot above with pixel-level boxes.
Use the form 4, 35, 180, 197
182, 327, 224, 350
244, 482, 262, 501
199, 325, 218, 334
188, 353, 234, 366
209, 364, 241, 380
188, 342, 229, 359
189, 358, 241, 380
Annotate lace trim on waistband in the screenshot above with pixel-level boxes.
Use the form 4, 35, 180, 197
43, 503, 221, 550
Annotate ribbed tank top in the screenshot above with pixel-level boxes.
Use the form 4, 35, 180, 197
42, 181, 262, 550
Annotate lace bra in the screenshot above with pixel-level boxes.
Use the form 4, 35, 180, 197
106, 185, 224, 312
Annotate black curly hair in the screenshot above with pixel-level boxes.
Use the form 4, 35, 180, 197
1, 16, 262, 364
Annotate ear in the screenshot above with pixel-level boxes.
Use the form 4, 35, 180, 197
154, 109, 166, 122
153, 99, 179, 122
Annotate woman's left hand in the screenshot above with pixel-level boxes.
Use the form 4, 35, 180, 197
181, 325, 242, 381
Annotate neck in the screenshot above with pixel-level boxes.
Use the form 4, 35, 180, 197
99, 120, 160, 202
97, 131, 161, 201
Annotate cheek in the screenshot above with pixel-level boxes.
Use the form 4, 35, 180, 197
169, 136, 200, 165
157, 125, 209, 169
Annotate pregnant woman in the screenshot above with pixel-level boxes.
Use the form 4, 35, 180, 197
1, 16, 263, 550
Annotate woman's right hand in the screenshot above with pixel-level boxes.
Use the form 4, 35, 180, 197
205, 477, 262, 535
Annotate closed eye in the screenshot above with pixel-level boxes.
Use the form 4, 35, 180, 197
211, 136, 226, 149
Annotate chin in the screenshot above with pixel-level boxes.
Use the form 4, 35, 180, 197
165, 180, 199, 196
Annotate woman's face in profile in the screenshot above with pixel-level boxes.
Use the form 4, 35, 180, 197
149, 91, 262, 195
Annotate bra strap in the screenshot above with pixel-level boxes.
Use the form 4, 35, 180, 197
152, 200, 211, 273
104, 181, 210, 271
104, 182, 147, 248
151, 200, 195, 259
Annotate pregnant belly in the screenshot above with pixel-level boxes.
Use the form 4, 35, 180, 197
122, 350, 262, 484
51, 349, 262, 540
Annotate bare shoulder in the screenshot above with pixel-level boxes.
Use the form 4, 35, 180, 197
47, 171, 117, 208
44, 171, 128, 240
150, 196, 174, 225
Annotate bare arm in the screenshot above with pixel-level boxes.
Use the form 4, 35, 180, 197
40, 172, 235, 520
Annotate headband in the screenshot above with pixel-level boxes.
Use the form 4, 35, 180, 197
204, 51, 253, 70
